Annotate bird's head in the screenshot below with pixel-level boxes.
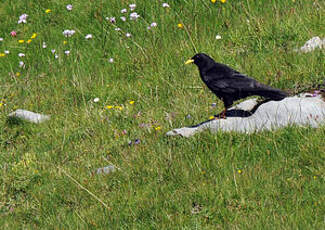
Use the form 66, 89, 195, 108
185, 53, 215, 70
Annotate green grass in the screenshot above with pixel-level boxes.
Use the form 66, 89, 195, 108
0, 0, 324, 228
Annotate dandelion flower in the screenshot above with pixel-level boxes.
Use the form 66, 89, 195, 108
155, 126, 162, 131
162, 3, 170, 8
129, 100, 135, 105
115, 105, 123, 110
85, 34, 93, 39
125, 33, 131, 38
27, 39, 32, 44
106, 105, 113, 109
129, 4, 136, 11
45, 9, 51, 13
10, 31, 17, 37
209, 116, 215, 120
0, 53, 5, 57
31, 33, 37, 39
237, 169, 242, 174
15, 72, 21, 77
93, 98, 100, 102
120, 16, 126, 21
66, 4, 73, 11
18, 53, 25, 57
18, 40, 24, 43
121, 8, 127, 13
211, 0, 217, 3
215, 35, 222, 40
63, 40, 67, 45
108, 58, 114, 63
64, 50, 70, 55
220, 0, 226, 3
177, 23, 183, 29
4, 50, 9, 54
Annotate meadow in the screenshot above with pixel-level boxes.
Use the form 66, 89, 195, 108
0, 0, 324, 229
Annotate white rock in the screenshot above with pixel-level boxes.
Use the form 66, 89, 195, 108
166, 93, 325, 137
9, 109, 50, 123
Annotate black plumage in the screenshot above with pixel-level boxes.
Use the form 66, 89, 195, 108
185, 53, 288, 114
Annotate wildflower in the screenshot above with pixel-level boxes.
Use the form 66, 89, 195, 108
63, 40, 67, 45
31, 33, 37, 39
45, 9, 51, 13
177, 23, 183, 29
18, 14, 28, 24
15, 72, 21, 77
63, 29, 75, 37
209, 116, 215, 120
51, 49, 56, 54
121, 8, 127, 13
186, 114, 192, 119
216, 35, 222, 40
10, 31, 17, 37
211, 102, 217, 107
115, 106, 123, 110
108, 58, 114, 63
85, 34, 93, 39
54, 54, 59, 59
237, 169, 242, 174
108, 17, 116, 23
313, 176, 317, 179
115, 27, 121, 31
151, 22, 157, 27
155, 126, 162, 131
19, 61, 25, 68
220, 0, 226, 3
27, 39, 32, 44
125, 33, 131, 38
0, 102, 3, 107
18, 53, 25, 57
120, 16, 126, 22
0, 53, 5, 57
42, 42, 47, 48
0, 38, 3, 42
129, 100, 135, 105
134, 139, 140, 144
93, 98, 100, 102
129, 4, 136, 11
66, 4, 73, 11
18, 40, 24, 43
106, 105, 113, 109
162, 3, 170, 8
4, 50, 9, 54
130, 12, 140, 20
211, 0, 217, 3
64, 50, 70, 55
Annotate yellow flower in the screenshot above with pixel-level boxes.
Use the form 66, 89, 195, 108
237, 169, 242, 174
313, 176, 317, 179
45, 9, 51, 13
220, 0, 226, 3
63, 40, 67, 45
31, 33, 37, 39
15, 72, 21, 77
209, 116, 215, 120
177, 23, 183, 29
211, 0, 217, 3
155, 126, 161, 131
18, 40, 25, 43
129, 100, 135, 105
106, 105, 113, 109
0, 53, 5, 57
115, 106, 123, 110
0, 103, 3, 107
27, 39, 32, 44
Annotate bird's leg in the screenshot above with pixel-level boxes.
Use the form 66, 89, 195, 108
220, 108, 227, 119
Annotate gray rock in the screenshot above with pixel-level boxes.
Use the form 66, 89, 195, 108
8, 109, 50, 123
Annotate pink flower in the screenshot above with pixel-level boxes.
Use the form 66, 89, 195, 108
10, 31, 17, 37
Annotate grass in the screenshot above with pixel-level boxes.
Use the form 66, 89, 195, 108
0, 0, 324, 228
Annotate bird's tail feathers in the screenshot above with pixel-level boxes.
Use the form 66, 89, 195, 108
255, 87, 288, 101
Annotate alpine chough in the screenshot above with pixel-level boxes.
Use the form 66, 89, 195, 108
185, 53, 288, 117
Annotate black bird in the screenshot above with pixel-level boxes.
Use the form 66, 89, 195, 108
185, 53, 288, 117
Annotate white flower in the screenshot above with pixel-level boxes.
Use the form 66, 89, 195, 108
108, 58, 114, 63
115, 27, 121, 31
64, 50, 70, 55
4, 50, 9, 54
215, 35, 222, 40
51, 49, 56, 54
19, 61, 25, 68
130, 12, 140, 20
42, 42, 47, 48
129, 4, 136, 11
125, 33, 131, 38
85, 34, 93, 39
107, 17, 116, 23
147, 26, 151, 30
93, 98, 100, 102
18, 14, 28, 24
66, 4, 73, 11
162, 3, 170, 8
0, 38, 3, 42
55, 54, 59, 59
150, 22, 157, 27
120, 16, 126, 22
63, 29, 76, 37
18, 53, 25, 57
121, 8, 127, 13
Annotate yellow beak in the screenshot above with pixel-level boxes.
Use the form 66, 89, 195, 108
185, 59, 194, 65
